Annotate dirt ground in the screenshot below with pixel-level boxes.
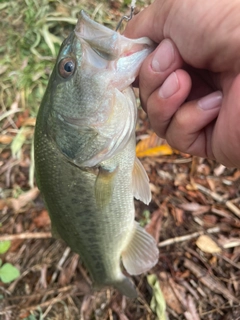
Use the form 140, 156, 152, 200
0, 1, 240, 319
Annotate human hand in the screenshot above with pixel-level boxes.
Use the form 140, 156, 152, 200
124, 0, 240, 168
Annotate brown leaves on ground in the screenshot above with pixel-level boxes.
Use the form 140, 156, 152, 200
1, 49, 240, 320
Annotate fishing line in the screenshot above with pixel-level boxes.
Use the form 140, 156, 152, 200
115, 0, 136, 31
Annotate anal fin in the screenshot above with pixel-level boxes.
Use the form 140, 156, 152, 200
122, 222, 159, 275
132, 157, 151, 205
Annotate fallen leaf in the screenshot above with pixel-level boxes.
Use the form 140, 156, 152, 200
0, 199, 7, 210
8, 188, 40, 213
33, 210, 51, 228
160, 278, 184, 314
145, 209, 162, 242
137, 145, 174, 158
147, 274, 167, 320
171, 207, 184, 225
202, 215, 218, 226
0, 240, 11, 254
11, 127, 33, 158
174, 173, 188, 186
196, 235, 221, 253
22, 117, 36, 126
0, 263, 20, 283
136, 133, 174, 158
0, 135, 14, 144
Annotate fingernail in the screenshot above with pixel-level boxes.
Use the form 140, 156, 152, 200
198, 91, 223, 110
159, 72, 179, 99
151, 39, 175, 72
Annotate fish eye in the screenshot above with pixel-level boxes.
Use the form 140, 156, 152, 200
58, 58, 76, 78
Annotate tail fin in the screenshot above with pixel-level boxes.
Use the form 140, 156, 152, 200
113, 277, 137, 298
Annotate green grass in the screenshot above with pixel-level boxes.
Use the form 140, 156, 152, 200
0, 0, 150, 119
1, 0, 77, 117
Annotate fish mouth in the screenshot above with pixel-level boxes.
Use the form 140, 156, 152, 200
74, 10, 154, 62
74, 10, 155, 90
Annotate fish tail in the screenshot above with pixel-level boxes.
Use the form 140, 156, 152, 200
113, 276, 137, 298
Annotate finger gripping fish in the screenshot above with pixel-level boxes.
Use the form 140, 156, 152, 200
34, 10, 159, 298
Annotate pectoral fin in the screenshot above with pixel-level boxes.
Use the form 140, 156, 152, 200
132, 157, 151, 205
95, 166, 118, 210
122, 222, 159, 275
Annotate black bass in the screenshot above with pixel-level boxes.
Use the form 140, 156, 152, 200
34, 10, 158, 298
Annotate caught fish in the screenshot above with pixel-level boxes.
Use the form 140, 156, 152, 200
34, 10, 158, 298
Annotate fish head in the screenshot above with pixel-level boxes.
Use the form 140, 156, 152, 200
49, 10, 155, 118
43, 11, 155, 165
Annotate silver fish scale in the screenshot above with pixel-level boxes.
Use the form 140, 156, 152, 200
35, 115, 136, 284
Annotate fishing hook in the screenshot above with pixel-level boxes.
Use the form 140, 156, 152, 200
115, 5, 135, 32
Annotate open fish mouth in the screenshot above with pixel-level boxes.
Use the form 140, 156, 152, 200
74, 10, 154, 60
74, 10, 155, 90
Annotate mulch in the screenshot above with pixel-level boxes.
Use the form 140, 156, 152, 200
0, 106, 239, 320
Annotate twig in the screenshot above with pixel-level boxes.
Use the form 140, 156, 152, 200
0, 232, 52, 241
158, 227, 220, 247
155, 157, 193, 164
195, 183, 223, 202
0, 286, 77, 315
225, 200, 240, 218
184, 258, 238, 302
222, 239, 240, 249
217, 254, 240, 270
4, 285, 75, 302
50, 247, 71, 284
196, 183, 240, 218
20, 294, 69, 313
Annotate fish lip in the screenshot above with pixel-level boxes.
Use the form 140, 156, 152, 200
74, 10, 155, 60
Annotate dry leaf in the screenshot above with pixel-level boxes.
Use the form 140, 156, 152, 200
171, 207, 184, 225
8, 188, 40, 212
136, 132, 174, 158
160, 279, 184, 314
137, 145, 174, 158
0, 135, 14, 144
22, 117, 36, 126
0, 199, 7, 210
33, 210, 51, 228
145, 209, 162, 242
196, 235, 221, 253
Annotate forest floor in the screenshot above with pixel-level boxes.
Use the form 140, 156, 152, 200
0, 0, 240, 319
